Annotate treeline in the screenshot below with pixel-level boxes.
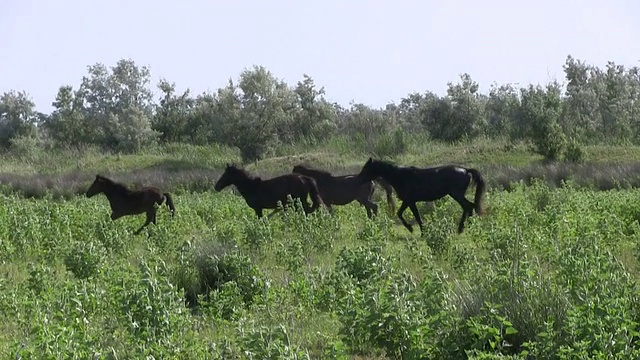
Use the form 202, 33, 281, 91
1, 55, 639, 162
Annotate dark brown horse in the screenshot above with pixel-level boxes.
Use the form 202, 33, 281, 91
292, 164, 396, 218
214, 163, 324, 217
356, 158, 485, 234
86, 175, 175, 235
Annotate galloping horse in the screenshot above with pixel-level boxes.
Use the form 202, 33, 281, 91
292, 164, 396, 218
86, 175, 175, 234
356, 158, 485, 234
214, 163, 324, 218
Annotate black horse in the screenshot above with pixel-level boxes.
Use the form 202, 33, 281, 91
86, 175, 175, 234
356, 158, 485, 234
214, 163, 324, 218
292, 164, 396, 218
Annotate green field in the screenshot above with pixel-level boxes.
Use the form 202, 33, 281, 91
4, 45, 640, 358
4, 138, 640, 201
1, 140, 640, 359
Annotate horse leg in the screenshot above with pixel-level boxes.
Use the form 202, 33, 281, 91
110, 212, 125, 221
407, 203, 425, 234
396, 202, 413, 233
450, 193, 475, 234
361, 199, 378, 219
134, 210, 155, 235
365, 184, 378, 218
301, 199, 314, 215
255, 208, 265, 218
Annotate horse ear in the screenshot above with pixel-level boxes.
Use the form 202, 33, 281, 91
367, 157, 373, 163
226, 163, 230, 168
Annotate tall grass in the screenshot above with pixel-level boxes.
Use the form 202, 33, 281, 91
3, 138, 640, 199
1, 181, 640, 358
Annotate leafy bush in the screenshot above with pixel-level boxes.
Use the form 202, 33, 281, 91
194, 248, 265, 307
563, 139, 586, 163
373, 128, 409, 159
2, 180, 640, 358
63, 240, 106, 279
530, 121, 566, 161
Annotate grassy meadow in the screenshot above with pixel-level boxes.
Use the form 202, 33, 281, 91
4, 136, 640, 199
1, 138, 640, 359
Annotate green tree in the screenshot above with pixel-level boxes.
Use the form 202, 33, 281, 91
238, 65, 297, 143
427, 74, 485, 141
486, 83, 519, 138
338, 102, 393, 139
561, 55, 600, 142
76, 59, 159, 152
597, 62, 634, 143
398, 91, 439, 133
518, 83, 566, 160
208, 65, 300, 162
41, 85, 92, 147
628, 66, 640, 142
292, 74, 337, 141
153, 79, 195, 143
186, 91, 224, 145
0, 90, 39, 148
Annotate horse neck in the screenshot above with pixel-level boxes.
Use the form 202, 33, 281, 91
374, 165, 403, 187
305, 169, 331, 182
102, 181, 128, 200
231, 175, 262, 196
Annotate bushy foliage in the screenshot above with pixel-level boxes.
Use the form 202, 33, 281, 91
0, 55, 640, 162
7, 55, 640, 159
63, 240, 106, 279
563, 138, 586, 163
0, 90, 39, 148
5, 53, 640, 358
373, 128, 409, 159
1, 184, 639, 358
519, 83, 566, 161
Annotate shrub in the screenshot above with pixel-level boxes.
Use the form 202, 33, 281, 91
373, 128, 408, 159
63, 240, 106, 280
193, 247, 265, 307
563, 139, 585, 163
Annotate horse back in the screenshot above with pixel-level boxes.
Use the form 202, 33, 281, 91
253, 173, 313, 208
125, 187, 165, 209
142, 186, 165, 202
389, 165, 467, 201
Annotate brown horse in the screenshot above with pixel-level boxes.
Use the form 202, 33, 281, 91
214, 163, 324, 218
357, 158, 485, 234
86, 175, 175, 234
292, 164, 396, 218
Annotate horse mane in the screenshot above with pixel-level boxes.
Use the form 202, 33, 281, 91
227, 164, 261, 181
97, 175, 131, 194
294, 164, 335, 181
370, 159, 398, 169
372, 159, 432, 172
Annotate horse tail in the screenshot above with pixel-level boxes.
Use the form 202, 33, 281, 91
163, 192, 176, 216
374, 178, 396, 214
467, 168, 485, 215
304, 177, 324, 212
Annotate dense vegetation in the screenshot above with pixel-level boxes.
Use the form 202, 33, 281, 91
2, 55, 640, 358
2, 55, 640, 164
1, 181, 639, 359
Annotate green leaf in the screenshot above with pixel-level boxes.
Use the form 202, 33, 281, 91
505, 326, 518, 335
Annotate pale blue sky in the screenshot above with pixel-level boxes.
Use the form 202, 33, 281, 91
1, 0, 639, 113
